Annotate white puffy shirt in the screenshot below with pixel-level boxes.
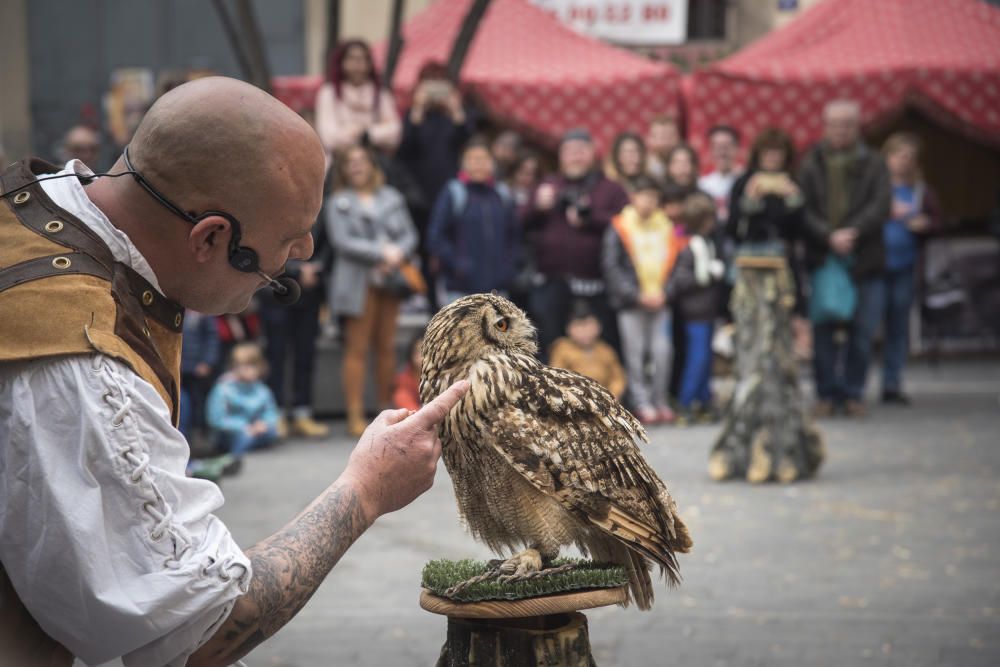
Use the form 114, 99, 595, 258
0, 161, 251, 666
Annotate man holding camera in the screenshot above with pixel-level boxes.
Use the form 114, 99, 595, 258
526, 128, 629, 360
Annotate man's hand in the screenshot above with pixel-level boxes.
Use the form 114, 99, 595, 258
410, 83, 429, 124
194, 362, 212, 378
829, 227, 858, 256
298, 262, 320, 290
189, 379, 471, 667
446, 89, 466, 124
341, 380, 470, 523
639, 293, 665, 310
535, 183, 557, 211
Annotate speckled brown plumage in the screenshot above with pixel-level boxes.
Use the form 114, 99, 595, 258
420, 294, 692, 609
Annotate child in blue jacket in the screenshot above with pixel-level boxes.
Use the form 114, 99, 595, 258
207, 343, 280, 457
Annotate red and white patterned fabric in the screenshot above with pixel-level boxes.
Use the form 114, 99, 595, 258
686, 0, 1000, 170
272, 0, 680, 155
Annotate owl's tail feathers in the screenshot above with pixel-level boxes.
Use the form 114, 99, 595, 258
601, 505, 689, 586
587, 539, 655, 610
626, 549, 655, 610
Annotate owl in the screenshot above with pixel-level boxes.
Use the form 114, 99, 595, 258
420, 294, 692, 609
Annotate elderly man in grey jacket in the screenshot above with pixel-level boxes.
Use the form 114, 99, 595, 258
799, 100, 892, 418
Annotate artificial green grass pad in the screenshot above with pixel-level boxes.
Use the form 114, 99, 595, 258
421, 558, 628, 602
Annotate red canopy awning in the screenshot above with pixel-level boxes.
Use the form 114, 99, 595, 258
686, 0, 1000, 167
274, 0, 681, 154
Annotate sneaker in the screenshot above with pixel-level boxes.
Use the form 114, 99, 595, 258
812, 400, 835, 418
292, 415, 330, 438
696, 404, 720, 424
635, 408, 659, 425
655, 406, 676, 424
844, 399, 867, 418
674, 409, 694, 427
881, 390, 912, 406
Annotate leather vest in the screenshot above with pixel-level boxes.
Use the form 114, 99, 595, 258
0, 158, 185, 665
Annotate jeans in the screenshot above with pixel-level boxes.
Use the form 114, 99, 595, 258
617, 308, 671, 411
678, 321, 713, 409
880, 268, 915, 393
218, 425, 278, 457
529, 279, 618, 362
812, 278, 882, 402
259, 295, 321, 413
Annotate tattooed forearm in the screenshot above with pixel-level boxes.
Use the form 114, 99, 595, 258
188, 479, 370, 667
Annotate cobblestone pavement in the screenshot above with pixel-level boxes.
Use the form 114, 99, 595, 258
215, 360, 1000, 666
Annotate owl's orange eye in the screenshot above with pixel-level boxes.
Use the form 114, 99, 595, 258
495, 317, 509, 332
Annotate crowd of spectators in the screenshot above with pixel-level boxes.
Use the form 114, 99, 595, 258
54, 40, 941, 478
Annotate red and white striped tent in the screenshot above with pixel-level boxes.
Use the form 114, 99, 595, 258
685, 0, 1000, 170
272, 0, 681, 154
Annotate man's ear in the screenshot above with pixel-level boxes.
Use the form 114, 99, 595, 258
188, 215, 231, 264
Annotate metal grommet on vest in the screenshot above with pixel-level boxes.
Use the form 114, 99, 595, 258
51, 256, 72, 270
173, 313, 182, 328
13, 191, 31, 205
142, 290, 154, 306
143, 326, 151, 337
44, 220, 64, 233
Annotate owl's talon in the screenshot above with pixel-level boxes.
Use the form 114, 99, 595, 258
498, 548, 543, 577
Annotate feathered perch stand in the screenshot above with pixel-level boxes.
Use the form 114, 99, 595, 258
420, 558, 629, 666
710, 254, 825, 482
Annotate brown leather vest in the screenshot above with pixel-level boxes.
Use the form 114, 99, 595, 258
0, 158, 186, 665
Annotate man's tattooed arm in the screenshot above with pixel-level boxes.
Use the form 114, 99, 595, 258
186, 381, 470, 667
187, 478, 371, 667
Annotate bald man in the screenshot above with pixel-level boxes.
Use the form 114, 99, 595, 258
0, 77, 468, 666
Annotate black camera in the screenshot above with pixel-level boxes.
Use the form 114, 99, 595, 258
558, 187, 591, 219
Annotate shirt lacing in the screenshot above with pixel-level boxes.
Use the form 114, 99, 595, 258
99, 359, 250, 592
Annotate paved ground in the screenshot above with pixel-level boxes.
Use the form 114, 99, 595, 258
215, 360, 1000, 666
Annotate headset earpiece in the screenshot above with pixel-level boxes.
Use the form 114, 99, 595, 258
228, 246, 259, 273
196, 210, 260, 274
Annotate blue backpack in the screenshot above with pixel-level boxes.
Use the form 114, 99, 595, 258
446, 179, 513, 218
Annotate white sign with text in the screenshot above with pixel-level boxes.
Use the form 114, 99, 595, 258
532, 0, 688, 45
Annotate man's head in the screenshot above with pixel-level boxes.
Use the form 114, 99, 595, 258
461, 137, 495, 183
630, 175, 662, 219
491, 130, 521, 172
566, 300, 601, 348
558, 128, 595, 179
707, 125, 740, 174
647, 115, 680, 159
61, 125, 100, 168
823, 100, 861, 150
661, 181, 687, 222
91, 77, 325, 315
682, 192, 718, 236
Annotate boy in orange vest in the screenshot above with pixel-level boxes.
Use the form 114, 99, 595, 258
602, 176, 680, 424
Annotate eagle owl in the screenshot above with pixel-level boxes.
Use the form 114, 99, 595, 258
419, 294, 692, 609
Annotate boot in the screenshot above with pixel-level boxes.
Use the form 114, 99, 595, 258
293, 415, 330, 438
346, 408, 367, 438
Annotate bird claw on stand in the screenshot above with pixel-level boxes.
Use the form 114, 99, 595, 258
497, 548, 543, 581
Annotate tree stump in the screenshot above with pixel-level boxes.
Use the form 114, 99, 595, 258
421, 585, 626, 667
710, 255, 825, 483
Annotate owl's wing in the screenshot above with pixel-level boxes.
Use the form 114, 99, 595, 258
513, 360, 648, 445
485, 388, 692, 583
